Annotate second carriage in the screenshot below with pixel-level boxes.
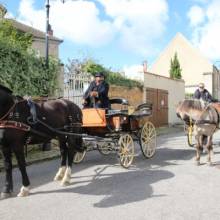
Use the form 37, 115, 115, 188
73, 98, 157, 168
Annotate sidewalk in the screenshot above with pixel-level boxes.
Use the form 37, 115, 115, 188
0, 145, 60, 172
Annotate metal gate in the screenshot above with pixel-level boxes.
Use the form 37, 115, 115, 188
64, 73, 92, 108
145, 88, 168, 127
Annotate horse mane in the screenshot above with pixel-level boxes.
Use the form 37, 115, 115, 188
0, 84, 13, 94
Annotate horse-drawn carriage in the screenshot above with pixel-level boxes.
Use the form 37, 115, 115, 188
0, 84, 156, 198
74, 98, 156, 168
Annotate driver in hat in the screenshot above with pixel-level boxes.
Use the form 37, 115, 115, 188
82, 72, 109, 108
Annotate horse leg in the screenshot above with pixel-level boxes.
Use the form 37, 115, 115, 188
13, 145, 30, 197
61, 137, 76, 186
54, 137, 67, 181
206, 136, 213, 166
1, 145, 13, 199
195, 135, 201, 165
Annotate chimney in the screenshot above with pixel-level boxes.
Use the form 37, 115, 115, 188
143, 60, 147, 73
48, 24, 53, 36
0, 4, 7, 19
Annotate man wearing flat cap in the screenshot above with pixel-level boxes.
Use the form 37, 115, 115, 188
193, 82, 213, 103
82, 72, 109, 108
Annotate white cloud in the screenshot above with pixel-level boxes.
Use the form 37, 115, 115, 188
189, 0, 220, 61
123, 64, 144, 81
187, 5, 205, 26
18, 0, 114, 46
98, 0, 169, 56
16, 0, 168, 55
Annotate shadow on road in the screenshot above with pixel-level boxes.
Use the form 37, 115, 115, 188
31, 166, 174, 208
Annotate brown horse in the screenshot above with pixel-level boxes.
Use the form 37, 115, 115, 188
176, 99, 219, 165
0, 84, 83, 199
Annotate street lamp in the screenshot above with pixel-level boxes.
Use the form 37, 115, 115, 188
45, 0, 50, 69
45, 0, 75, 68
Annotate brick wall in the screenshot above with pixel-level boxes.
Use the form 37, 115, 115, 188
109, 85, 143, 106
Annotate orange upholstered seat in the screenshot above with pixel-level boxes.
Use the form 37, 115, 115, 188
82, 108, 106, 127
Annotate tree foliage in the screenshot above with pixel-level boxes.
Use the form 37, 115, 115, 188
169, 52, 182, 79
66, 58, 143, 89
0, 20, 32, 51
0, 19, 60, 96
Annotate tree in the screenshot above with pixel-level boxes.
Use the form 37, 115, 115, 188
66, 58, 143, 89
82, 58, 107, 77
0, 19, 60, 96
169, 52, 182, 79
0, 20, 32, 51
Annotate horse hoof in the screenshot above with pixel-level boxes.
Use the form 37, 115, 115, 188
54, 175, 63, 181
61, 179, 70, 186
0, 192, 12, 199
17, 186, 30, 197
54, 167, 66, 181
195, 161, 200, 166
208, 162, 213, 166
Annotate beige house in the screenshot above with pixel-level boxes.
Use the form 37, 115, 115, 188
149, 33, 220, 98
143, 72, 185, 125
8, 19, 63, 59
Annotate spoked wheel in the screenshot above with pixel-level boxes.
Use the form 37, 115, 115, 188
97, 143, 111, 155
118, 134, 135, 168
140, 121, 156, 158
186, 124, 195, 147
73, 151, 86, 164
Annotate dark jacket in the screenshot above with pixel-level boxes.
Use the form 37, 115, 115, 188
83, 80, 109, 108
193, 88, 213, 103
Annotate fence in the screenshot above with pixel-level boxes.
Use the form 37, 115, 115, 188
63, 73, 92, 108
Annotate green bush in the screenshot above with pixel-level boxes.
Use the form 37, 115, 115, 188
0, 20, 60, 96
106, 72, 142, 89
80, 58, 143, 89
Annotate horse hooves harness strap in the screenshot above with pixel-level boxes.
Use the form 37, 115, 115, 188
0, 120, 30, 132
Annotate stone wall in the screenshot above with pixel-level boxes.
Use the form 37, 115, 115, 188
109, 85, 143, 106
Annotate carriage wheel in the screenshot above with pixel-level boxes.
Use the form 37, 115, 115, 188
118, 134, 135, 168
187, 124, 195, 147
97, 143, 111, 155
73, 151, 86, 164
140, 121, 156, 159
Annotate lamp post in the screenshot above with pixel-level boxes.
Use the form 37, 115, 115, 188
45, 0, 67, 68
45, 0, 50, 69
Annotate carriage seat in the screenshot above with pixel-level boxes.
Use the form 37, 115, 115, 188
82, 98, 129, 128
108, 98, 129, 114
82, 108, 106, 127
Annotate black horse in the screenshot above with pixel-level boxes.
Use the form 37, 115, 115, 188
0, 84, 83, 198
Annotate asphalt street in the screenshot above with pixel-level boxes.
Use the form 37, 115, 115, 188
1, 130, 220, 220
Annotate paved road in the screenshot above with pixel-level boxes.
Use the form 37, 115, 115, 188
1, 130, 220, 220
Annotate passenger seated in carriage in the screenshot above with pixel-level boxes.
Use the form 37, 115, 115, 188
193, 83, 213, 103
82, 72, 109, 109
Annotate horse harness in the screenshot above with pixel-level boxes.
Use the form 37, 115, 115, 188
0, 97, 82, 137
0, 97, 30, 132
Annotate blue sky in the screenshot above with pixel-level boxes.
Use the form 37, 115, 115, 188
2, 0, 220, 74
